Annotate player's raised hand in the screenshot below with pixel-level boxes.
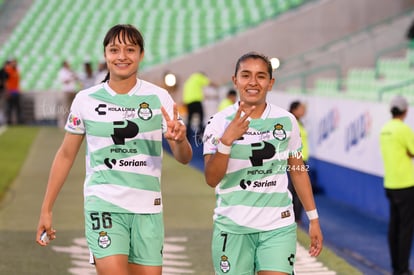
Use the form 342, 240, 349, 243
221, 102, 255, 145
161, 104, 186, 143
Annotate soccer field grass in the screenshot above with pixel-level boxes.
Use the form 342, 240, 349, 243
0, 126, 361, 274
0, 126, 39, 199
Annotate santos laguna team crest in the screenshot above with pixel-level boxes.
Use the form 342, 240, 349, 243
138, 102, 152, 120
220, 255, 230, 273
98, 231, 111, 248
273, 123, 287, 140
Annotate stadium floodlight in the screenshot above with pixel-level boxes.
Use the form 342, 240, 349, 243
270, 57, 280, 71
164, 72, 177, 87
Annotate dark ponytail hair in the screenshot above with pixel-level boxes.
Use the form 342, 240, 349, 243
103, 24, 145, 52
102, 72, 110, 83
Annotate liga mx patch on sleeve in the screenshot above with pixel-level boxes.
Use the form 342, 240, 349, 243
67, 113, 83, 132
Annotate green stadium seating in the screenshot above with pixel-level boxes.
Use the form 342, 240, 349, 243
0, 0, 306, 91
285, 49, 414, 103
314, 78, 340, 96
377, 58, 414, 83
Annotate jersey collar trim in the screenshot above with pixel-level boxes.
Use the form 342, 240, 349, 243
103, 78, 142, 96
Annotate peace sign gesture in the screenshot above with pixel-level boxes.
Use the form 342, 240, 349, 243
220, 102, 255, 145
161, 104, 186, 143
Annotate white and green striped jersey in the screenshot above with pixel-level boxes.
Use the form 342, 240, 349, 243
65, 79, 176, 214
203, 102, 302, 234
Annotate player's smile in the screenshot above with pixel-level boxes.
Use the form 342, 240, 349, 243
245, 88, 260, 95
115, 62, 131, 68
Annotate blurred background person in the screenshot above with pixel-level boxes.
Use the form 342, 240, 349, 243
4, 58, 22, 125
406, 18, 414, 49
0, 60, 9, 125
380, 95, 414, 275
94, 60, 108, 84
58, 60, 79, 128
182, 71, 216, 138
218, 88, 237, 111
80, 61, 96, 89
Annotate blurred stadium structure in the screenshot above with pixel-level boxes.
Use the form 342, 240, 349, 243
1, 0, 414, 223
0, 0, 413, 93
0, 0, 311, 91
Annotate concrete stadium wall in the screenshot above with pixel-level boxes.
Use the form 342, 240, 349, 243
141, 0, 414, 101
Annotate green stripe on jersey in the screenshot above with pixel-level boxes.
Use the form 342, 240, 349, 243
219, 190, 291, 208
215, 216, 259, 233
85, 195, 136, 213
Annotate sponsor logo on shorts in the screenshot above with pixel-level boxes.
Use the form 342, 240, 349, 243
98, 231, 111, 249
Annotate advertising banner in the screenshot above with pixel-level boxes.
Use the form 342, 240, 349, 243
268, 91, 414, 177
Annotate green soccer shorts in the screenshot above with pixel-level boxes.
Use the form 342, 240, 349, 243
85, 211, 164, 266
212, 223, 297, 274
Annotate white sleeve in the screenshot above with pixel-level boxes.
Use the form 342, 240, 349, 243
203, 114, 226, 155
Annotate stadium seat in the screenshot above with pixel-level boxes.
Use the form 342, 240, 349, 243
377, 58, 414, 82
